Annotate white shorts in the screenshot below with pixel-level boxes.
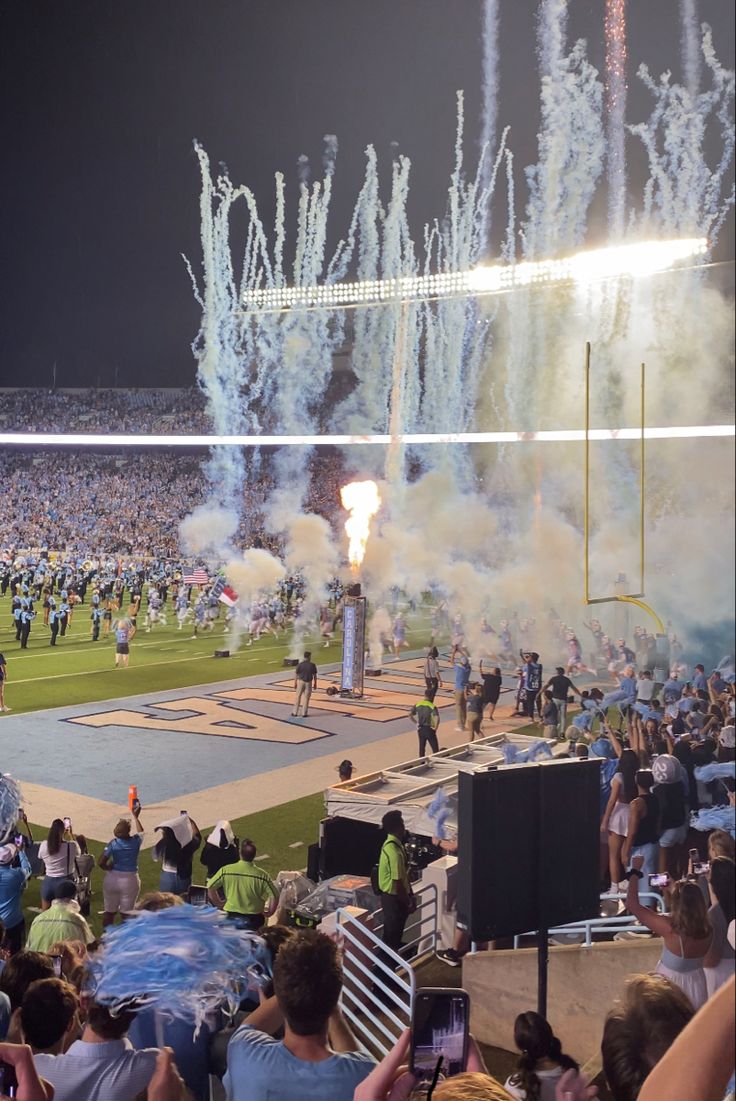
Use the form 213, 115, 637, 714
103, 870, 141, 913
608, 802, 630, 837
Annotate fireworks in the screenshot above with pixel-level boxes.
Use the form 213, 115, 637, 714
605, 0, 628, 236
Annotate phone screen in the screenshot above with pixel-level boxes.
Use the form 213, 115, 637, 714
693, 861, 711, 876
689, 848, 699, 863
0, 1060, 19, 1097
63, 817, 71, 829
188, 886, 208, 907
49, 954, 63, 977
649, 872, 670, 888
410, 988, 469, 1082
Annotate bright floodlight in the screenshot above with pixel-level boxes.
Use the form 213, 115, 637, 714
243, 237, 709, 311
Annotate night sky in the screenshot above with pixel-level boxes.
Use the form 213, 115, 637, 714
1, 0, 733, 389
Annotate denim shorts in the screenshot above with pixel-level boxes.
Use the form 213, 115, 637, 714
659, 823, 688, 848
41, 875, 75, 903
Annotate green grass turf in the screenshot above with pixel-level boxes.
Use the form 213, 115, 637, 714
21, 791, 325, 937
0, 592, 433, 715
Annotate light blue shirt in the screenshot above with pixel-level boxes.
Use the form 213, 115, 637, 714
224, 1024, 375, 1101
34, 1038, 157, 1101
0, 851, 31, 929
103, 834, 143, 873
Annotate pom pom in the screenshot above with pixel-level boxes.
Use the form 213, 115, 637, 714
427, 788, 451, 840
87, 904, 272, 1032
501, 740, 553, 764
690, 806, 735, 836
0, 774, 23, 840
693, 761, 736, 783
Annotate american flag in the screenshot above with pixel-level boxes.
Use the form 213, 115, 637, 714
182, 568, 209, 586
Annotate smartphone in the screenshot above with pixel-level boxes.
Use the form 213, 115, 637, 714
180, 810, 188, 816
0, 1059, 18, 1096
13, 834, 24, 848
649, 872, 670, 888
63, 817, 72, 830
410, 987, 470, 1082
689, 847, 699, 864
49, 954, 63, 977
693, 861, 711, 876
187, 885, 208, 907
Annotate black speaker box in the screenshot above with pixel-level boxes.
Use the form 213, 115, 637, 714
214, 649, 230, 658
321, 815, 382, 878
456, 759, 601, 941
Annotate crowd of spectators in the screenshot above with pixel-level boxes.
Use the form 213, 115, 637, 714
0, 388, 212, 435
0, 448, 348, 560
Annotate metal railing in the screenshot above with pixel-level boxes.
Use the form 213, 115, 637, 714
511, 892, 666, 949
335, 882, 439, 1059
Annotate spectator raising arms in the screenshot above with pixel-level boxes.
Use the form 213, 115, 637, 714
37, 820, 79, 912
98, 806, 144, 927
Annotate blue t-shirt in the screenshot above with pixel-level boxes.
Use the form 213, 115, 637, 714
224, 1025, 375, 1101
454, 660, 471, 691
103, 834, 142, 873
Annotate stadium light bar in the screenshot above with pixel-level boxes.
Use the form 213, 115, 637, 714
241, 237, 709, 311
0, 425, 733, 448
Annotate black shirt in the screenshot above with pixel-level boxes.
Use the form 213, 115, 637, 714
296, 660, 317, 683
481, 673, 502, 703
549, 674, 574, 699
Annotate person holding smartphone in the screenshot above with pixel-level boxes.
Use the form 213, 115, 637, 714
626, 855, 712, 1009
37, 820, 80, 912
98, 806, 144, 927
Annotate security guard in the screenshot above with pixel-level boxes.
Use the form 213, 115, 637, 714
410, 694, 440, 757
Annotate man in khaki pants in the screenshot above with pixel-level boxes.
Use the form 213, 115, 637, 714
292, 651, 318, 717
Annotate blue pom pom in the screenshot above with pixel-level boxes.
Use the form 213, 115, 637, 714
690, 806, 735, 836
87, 904, 272, 1032
0, 774, 23, 839
427, 787, 451, 840
693, 762, 735, 783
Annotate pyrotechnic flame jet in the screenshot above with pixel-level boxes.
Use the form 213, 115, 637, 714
340, 481, 381, 570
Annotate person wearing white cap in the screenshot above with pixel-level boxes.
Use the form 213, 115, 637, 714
200, 820, 239, 880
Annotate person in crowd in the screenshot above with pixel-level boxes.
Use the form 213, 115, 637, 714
32, 1001, 159, 1101
37, 820, 80, 912
651, 754, 689, 882
702, 855, 735, 995
292, 650, 317, 718
336, 759, 354, 783
97, 805, 144, 927
0, 649, 9, 713
0, 838, 31, 955
452, 647, 471, 732
540, 691, 559, 740
424, 646, 442, 699
636, 975, 735, 1101
518, 652, 543, 720
625, 857, 712, 1009
224, 929, 375, 1100
707, 827, 735, 863
466, 682, 485, 741
601, 972, 695, 1101
206, 838, 278, 930
479, 660, 502, 721
19, 978, 80, 1055
541, 667, 582, 737
504, 1011, 579, 1101
25, 880, 94, 952
0, 951, 56, 1042
199, 819, 239, 879
152, 814, 202, 897
621, 769, 659, 880
601, 747, 639, 894
112, 608, 136, 668
410, 692, 441, 757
